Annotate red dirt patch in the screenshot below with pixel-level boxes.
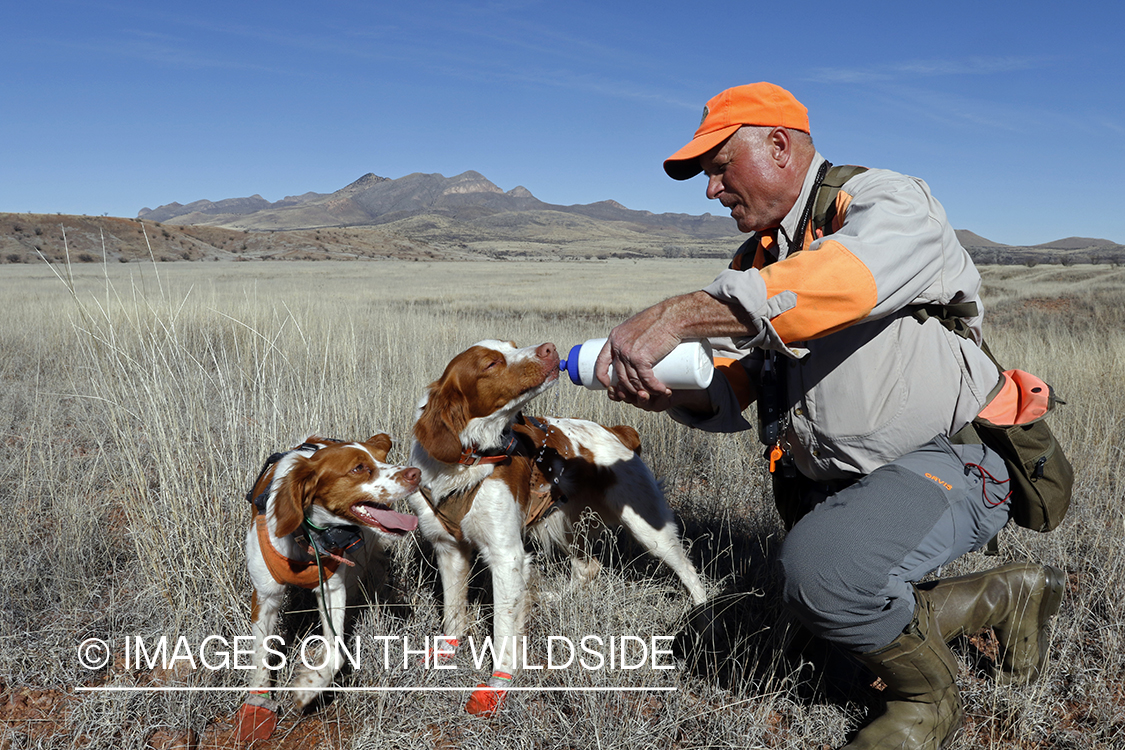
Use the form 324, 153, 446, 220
1016, 297, 1076, 313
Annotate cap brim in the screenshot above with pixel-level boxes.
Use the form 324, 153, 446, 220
663, 124, 741, 180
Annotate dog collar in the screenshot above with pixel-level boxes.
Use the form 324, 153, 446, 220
299, 518, 364, 558
457, 430, 520, 466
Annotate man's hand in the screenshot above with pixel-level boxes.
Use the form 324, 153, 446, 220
607, 384, 713, 413
594, 299, 681, 404
595, 290, 754, 409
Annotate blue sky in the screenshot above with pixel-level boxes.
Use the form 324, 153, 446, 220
3, 1, 1122, 246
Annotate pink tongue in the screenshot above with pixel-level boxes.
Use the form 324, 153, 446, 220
361, 506, 418, 533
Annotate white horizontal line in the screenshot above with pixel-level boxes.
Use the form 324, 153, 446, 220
76, 686, 677, 693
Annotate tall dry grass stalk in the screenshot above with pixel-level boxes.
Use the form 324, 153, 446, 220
1, 261, 1122, 748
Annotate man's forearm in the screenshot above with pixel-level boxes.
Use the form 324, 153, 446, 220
655, 290, 759, 340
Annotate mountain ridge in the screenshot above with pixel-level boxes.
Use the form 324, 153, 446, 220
139, 172, 1119, 251
135, 171, 742, 240
0, 172, 1119, 265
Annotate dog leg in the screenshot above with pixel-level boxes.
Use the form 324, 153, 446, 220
435, 539, 474, 642
237, 585, 284, 742
247, 586, 284, 690
566, 515, 604, 585
618, 503, 708, 606
466, 524, 529, 717
570, 549, 604, 585
291, 573, 350, 711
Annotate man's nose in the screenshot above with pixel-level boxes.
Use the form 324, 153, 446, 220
705, 174, 723, 200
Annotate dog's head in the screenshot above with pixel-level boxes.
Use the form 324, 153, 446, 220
414, 340, 560, 464
273, 434, 420, 538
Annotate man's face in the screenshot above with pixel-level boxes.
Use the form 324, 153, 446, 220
700, 129, 792, 234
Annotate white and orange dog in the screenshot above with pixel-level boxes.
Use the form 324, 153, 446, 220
408, 340, 707, 716
238, 435, 419, 741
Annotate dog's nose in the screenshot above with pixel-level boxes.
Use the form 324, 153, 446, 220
537, 343, 557, 361
401, 467, 421, 485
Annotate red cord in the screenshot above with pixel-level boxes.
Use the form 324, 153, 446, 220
965, 462, 1012, 507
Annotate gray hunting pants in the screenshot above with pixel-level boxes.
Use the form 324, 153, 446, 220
778, 434, 1013, 652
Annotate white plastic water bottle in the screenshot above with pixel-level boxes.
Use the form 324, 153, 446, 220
559, 338, 715, 391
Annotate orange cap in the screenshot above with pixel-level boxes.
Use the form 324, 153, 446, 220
664, 83, 810, 180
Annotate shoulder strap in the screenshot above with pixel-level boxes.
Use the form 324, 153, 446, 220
729, 164, 867, 271
910, 301, 1002, 369
811, 165, 868, 238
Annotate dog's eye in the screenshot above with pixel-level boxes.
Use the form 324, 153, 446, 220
484, 359, 499, 370
351, 464, 370, 475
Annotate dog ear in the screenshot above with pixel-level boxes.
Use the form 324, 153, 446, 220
273, 457, 319, 537
607, 425, 642, 454
413, 380, 469, 464
365, 433, 393, 462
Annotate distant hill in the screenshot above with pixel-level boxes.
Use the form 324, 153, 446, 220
955, 230, 1008, 248
957, 232, 1124, 266
1032, 237, 1120, 251
2, 171, 1121, 265
1, 176, 743, 265
137, 170, 740, 240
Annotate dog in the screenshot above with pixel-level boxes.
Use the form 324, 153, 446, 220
236, 435, 419, 742
408, 340, 707, 716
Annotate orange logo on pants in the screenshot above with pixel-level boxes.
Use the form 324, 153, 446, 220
925, 473, 953, 491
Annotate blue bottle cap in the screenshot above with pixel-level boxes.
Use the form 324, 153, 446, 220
564, 344, 583, 385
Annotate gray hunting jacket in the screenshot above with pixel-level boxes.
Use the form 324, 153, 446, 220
671, 153, 1001, 481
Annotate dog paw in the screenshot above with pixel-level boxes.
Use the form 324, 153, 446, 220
290, 679, 325, 711
465, 671, 512, 717
422, 636, 459, 665
235, 695, 280, 742
291, 688, 322, 711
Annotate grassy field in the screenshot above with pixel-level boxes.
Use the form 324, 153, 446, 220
1, 259, 1122, 749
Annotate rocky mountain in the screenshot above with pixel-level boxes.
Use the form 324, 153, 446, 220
137, 191, 324, 223
136, 171, 740, 240
2, 172, 1120, 265
1, 168, 744, 264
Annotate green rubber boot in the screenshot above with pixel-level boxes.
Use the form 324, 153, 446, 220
842, 594, 962, 749
921, 562, 1065, 685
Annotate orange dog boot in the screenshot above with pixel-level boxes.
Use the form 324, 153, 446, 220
422, 636, 459, 666
235, 692, 280, 742
465, 671, 512, 717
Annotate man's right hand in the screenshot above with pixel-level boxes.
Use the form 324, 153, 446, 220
595, 290, 754, 411
594, 300, 682, 404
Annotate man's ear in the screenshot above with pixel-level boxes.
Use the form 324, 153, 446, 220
366, 433, 393, 462
273, 457, 318, 537
768, 126, 791, 169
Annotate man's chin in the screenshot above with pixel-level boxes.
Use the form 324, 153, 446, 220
726, 208, 753, 234
731, 214, 773, 235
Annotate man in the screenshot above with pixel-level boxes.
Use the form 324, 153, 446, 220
595, 83, 1064, 749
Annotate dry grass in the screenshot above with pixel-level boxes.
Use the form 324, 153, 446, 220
1, 260, 1122, 749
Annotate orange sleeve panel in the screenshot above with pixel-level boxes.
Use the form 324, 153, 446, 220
759, 239, 878, 342
714, 357, 754, 411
